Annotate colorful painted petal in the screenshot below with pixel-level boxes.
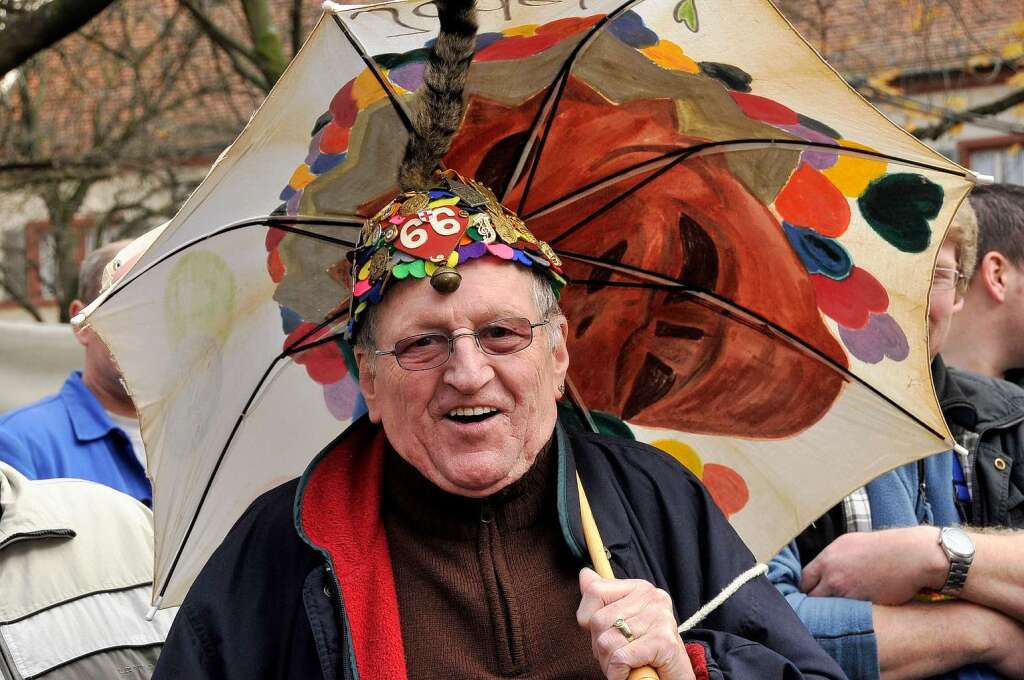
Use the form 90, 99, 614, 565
775, 163, 851, 238
608, 11, 659, 49
266, 227, 286, 251
425, 260, 437, 276
838, 312, 910, 363
783, 223, 852, 280
447, 251, 459, 267
641, 40, 700, 73
811, 267, 889, 329
279, 186, 297, 202
797, 114, 842, 140
394, 251, 416, 263
310, 153, 346, 175
823, 140, 888, 197
305, 128, 325, 165
320, 123, 350, 154
702, 464, 749, 518
267, 249, 284, 283
391, 263, 410, 279
698, 62, 752, 92
513, 250, 534, 266
328, 80, 357, 128
323, 374, 361, 421
651, 439, 703, 477
729, 91, 799, 125
388, 61, 426, 91
286, 191, 301, 215
777, 124, 839, 170
289, 164, 316, 190
858, 173, 943, 253
352, 69, 388, 108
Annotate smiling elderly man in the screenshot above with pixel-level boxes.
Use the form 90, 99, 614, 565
153, 169, 845, 680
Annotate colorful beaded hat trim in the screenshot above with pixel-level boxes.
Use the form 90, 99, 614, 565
346, 169, 566, 341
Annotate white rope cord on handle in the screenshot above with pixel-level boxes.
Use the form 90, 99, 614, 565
678, 562, 769, 633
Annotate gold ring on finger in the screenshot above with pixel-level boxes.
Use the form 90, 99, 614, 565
612, 617, 636, 642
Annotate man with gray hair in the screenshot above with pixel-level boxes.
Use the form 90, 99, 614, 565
0, 239, 151, 503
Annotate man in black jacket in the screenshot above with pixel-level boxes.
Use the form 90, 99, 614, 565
154, 178, 846, 680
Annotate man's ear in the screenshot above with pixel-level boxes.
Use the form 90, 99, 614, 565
68, 299, 90, 348
979, 251, 1012, 304
354, 346, 381, 423
551, 316, 570, 396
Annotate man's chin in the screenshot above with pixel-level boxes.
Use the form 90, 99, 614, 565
435, 454, 524, 498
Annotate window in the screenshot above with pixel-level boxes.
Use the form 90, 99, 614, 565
960, 136, 1024, 185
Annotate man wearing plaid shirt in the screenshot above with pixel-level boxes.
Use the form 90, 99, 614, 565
769, 203, 1024, 680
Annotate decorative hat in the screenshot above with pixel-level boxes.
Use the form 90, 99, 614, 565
346, 169, 565, 340
344, 0, 565, 341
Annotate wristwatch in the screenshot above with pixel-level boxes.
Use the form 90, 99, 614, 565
938, 526, 975, 596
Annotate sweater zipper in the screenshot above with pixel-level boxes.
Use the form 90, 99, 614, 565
479, 501, 526, 675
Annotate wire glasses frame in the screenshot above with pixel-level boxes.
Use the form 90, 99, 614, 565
932, 266, 965, 292
374, 317, 550, 371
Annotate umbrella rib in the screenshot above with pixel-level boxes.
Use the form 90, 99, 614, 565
89, 216, 360, 315
330, 12, 416, 135
541, 139, 972, 247
155, 307, 352, 601
506, 0, 647, 212
558, 250, 948, 443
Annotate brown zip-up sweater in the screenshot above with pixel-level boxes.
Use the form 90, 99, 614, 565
382, 445, 604, 678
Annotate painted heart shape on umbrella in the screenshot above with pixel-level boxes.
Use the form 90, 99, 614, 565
811, 266, 889, 329
838, 312, 910, 364
783, 222, 852, 280
774, 162, 851, 238
858, 173, 943, 253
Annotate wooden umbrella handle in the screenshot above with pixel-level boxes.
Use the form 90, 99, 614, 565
577, 474, 661, 680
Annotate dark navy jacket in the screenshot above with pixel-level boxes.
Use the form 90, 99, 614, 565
154, 423, 846, 679
0, 371, 151, 504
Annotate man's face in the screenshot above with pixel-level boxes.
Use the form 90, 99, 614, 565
928, 237, 965, 360
355, 259, 569, 497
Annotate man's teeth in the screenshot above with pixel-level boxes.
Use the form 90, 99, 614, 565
448, 406, 498, 417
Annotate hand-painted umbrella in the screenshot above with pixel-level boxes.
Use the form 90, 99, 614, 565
82, 0, 977, 610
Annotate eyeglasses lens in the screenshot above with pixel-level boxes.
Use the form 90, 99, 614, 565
392, 317, 536, 370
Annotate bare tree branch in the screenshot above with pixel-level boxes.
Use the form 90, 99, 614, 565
0, 0, 117, 76
912, 86, 1024, 140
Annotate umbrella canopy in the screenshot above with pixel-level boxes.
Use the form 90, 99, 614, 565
83, 0, 976, 608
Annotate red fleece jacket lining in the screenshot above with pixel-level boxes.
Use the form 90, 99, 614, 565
299, 422, 408, 680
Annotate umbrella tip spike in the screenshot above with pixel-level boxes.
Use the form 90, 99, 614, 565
70, 313, 86, 327
969, 171, 995, 185
952, 443, 969, 456
145, 596, 163, 621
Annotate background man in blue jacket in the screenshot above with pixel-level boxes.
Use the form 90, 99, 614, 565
0, 239, 151, 504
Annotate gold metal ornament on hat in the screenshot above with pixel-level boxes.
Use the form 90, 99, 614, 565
399, 193, 430, 217
368, 248, 391, 281
539, 241, 562, 267
491, 210, 521, 245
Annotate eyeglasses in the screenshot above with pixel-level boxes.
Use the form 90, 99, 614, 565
375, 317, 549, 371
932, 267, 965, 291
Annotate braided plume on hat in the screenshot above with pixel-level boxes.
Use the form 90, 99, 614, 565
398, 0, 478, 191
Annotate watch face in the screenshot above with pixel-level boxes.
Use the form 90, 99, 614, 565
943, 528, 974, 557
